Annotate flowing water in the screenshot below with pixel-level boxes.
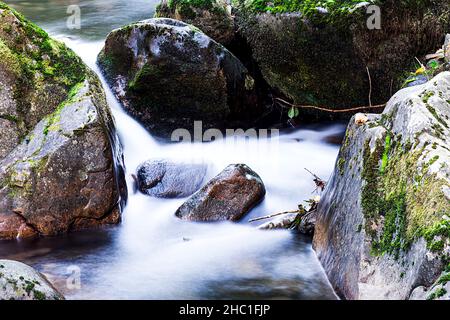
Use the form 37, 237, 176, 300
0, 0, 344, 299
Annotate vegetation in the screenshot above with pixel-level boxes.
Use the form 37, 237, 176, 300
361, 131, 450, 258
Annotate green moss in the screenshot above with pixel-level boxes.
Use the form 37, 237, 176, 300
380, 133, 391, 174
437, 272, 450, 285
0, 2, 86, 88
361, 133, 450, 257
427, 287, 447, 300
32, 289, 46, 300
337, 157, 346, 175
42, 81, 84, 135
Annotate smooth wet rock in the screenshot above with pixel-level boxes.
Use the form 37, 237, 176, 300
0, 4, 126, 239
175, 164, 265, 221
313, 72, 450, 300
155, 0, 234, 45
98, 18, 260, 139
0, 260, 64, 300
137, 159, 207, 198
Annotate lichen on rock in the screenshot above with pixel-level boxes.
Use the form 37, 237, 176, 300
0, 2, 126, 240
313, 71, 450, 300
233, 0, 450, 117
155, 0, 234, 45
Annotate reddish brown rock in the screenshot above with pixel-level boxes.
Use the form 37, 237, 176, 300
175, 164, 265, 221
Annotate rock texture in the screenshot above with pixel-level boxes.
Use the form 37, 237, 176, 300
0, 4, 125, 240
175, 164, 265, 221
98, 18, 260, 139
0, 260, 64, 300
136, 159, 207, 198
313, 71, 450, 300
234, 0, 450, 115
155, 0, 234, 45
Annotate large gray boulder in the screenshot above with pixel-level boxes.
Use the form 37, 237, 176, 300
0, 260, 64, 300
175, 164, 265, 221
0, 4, 126, 240
313, 71, 450, 300
98, 18, 260, 139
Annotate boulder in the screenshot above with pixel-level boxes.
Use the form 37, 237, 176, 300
175, 164, 265, 221
0, 4, 126, 240
410, 271, 450, 300
98, 18, 260, 139
155, 0, 234, 45
136, 159, 207, 198
313, 71, 450, 300
234, 0, 450, 115
0, 260, 64, 300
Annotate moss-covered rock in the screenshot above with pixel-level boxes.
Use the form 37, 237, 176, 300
0, 3, 126, 239
98, 18, 261, 139
313, 71, 450, 300
0, 259, 64, 300
234, 0, 450, 117
155, 0, 234, 45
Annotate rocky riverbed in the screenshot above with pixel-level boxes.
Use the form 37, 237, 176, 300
1, 0, 449, 300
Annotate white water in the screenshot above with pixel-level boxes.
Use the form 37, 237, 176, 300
1, 0, 344, 299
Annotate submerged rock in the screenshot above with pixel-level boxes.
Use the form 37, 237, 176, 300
175, 164, 265, 221
234, 0, 450, 116
0, 260, 64, 300
136, 159, 207, 198
98, 18, 260, 139
0, 4, 126, 240
155, 0, 234, 45
313, 72, 450, 300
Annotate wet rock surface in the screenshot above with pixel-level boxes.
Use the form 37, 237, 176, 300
0, 259, 64, 300
313, 72, 450, 300
175, 164, 265, 221
98, 18, 260, 139
0, 4, 125, 240
137, 159, 207, 198
234, 0, 450, 115
155, 0, 234, 46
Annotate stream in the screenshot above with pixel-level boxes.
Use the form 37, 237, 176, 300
0, 0, 343, 300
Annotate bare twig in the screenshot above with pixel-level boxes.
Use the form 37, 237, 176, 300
366, 66, 372, 108
274, 97, 386, 113
248, 210, 301, 223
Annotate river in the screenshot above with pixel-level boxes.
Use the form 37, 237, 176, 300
0, 0, 343, 300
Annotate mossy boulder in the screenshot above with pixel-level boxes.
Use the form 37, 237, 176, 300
313, 71, 450, 300
0, 260, 64, 300
155, 0, 234, 45
98, 18, 260, 139
0, 3, 126, 240
234, 0, 450, 116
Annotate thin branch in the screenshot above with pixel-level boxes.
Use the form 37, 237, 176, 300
366, 66, 372, 108
248, 210, 300, 223
274, 97, 386, 113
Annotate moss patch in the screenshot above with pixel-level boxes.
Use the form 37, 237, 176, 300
361, 133, 450, 257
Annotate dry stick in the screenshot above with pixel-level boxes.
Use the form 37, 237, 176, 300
274, 97, 386, 113
248, 210, 300, 223
366, 66, 372, 108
